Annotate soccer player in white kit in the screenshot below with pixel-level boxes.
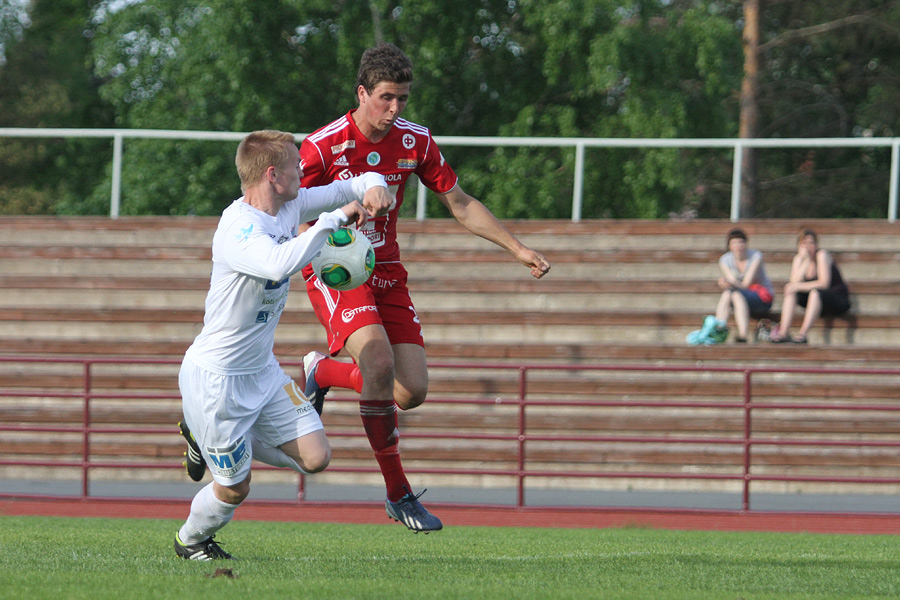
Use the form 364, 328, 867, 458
173, 130, 392, 560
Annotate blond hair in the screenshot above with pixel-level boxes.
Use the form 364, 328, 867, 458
235, 130, 297, 190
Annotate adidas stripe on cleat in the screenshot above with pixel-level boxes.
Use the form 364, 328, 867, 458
178, 421, 206, 482
385, 487, 443, 533
174, 533, 233, 560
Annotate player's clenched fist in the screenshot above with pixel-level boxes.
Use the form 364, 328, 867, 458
362, 185, 393, 217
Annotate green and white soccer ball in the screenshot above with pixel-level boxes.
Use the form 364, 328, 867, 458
311, 227, 375, 291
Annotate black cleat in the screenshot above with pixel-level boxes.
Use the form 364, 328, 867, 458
386, 487, 443, 533
178, 421, 206, 482
174, 533, 233, 560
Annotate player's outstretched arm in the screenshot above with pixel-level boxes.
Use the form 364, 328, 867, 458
295, 172, 389, 223
438, 185, 551, 279
221, 208, 351, 282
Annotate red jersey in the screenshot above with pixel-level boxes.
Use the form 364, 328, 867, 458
300, 111, 458, 263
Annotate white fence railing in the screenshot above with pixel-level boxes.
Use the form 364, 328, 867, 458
1, 127, 898, 222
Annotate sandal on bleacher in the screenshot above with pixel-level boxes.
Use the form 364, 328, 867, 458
770, 333, 806, 344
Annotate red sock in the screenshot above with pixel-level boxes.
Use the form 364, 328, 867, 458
316, 358, 363, 393
359, 399, 410, 502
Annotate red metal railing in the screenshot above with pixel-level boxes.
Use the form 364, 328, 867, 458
1, 355, 899, 512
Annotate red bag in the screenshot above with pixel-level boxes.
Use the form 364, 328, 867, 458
748, 284, 773, 304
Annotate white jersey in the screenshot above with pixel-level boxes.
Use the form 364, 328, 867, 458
185, 173, 385, 375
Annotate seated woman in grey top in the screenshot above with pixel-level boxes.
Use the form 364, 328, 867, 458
714, 228, 774, 343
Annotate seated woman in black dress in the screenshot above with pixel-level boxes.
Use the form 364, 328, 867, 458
770, 228, 850, 344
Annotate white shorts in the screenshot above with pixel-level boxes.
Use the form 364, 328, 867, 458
179, 355, 323, 487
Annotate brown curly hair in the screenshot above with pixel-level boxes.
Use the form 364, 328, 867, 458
356, 43, 414, 94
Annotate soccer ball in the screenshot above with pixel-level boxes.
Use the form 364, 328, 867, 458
311, 227, 375, 291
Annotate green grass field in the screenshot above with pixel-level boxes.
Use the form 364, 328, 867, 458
1, 515, 898, 599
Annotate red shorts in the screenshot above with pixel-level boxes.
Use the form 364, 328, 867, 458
302, 261, 424, 356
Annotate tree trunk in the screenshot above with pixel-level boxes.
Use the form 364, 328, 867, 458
369, 1, 384, 44
739, 0, 761, 218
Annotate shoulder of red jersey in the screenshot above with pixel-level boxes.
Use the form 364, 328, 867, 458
391, 118, 439, 160
304, 115, 351, 147
392, 117, 432, 139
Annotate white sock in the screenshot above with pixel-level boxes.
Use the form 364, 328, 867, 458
178, 482, 239, 545
248, 433, 309, 474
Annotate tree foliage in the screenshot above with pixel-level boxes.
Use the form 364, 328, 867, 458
463, 0, 745, 219
748, 0, 900, 217
0, 0, 898, 218
0, 0, 113, 215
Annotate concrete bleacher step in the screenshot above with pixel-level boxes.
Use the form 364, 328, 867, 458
1, 304, 896, 346
2, 256, 895, 290
2, 367, 896, 405
5, 214, 897, 241
2, 339, 899, 372
3, 274, 898, 314
2, 340, 898, 383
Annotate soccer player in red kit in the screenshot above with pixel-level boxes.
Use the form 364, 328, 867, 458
299, 43, 551, 533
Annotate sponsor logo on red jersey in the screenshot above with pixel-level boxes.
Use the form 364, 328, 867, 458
331, 140, 355, 154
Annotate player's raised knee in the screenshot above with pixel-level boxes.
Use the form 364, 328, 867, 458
395, 386, 427, 410
302, 446, 332, 473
